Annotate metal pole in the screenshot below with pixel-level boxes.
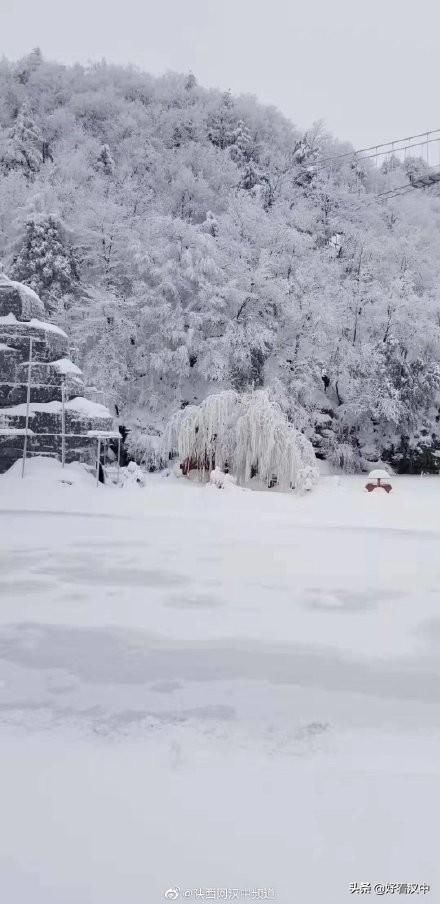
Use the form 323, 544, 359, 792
96, 436, 101, 487
61, 378, 66, 468
117, 435, 121, 485
21, 337, 33, 478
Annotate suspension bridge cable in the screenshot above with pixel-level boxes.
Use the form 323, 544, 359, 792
313, 127, 440, 165
351, 136, 440, 165
293, 127, 440, 186
292, 124, 440, 208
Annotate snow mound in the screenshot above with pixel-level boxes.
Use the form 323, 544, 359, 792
368, 469, 392, 480
2, 456, 95, 487
296, 465, 320, 493
209, 467, 237, 490
118, 461, 146, 487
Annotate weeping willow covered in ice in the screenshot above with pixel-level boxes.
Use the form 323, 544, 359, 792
162, 389, 318, 491
163, 390, 239, 472
234, 390, 317, 489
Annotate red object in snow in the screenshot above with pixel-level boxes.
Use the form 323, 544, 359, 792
365, 481, 392, 493
365, 469, 393, 493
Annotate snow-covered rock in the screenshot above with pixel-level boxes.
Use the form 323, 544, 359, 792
0, 276, 113, 473
2, 455, 95, 487
0, 273, 45, 320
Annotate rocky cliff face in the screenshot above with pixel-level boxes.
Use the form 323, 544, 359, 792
0, 274, 113, 473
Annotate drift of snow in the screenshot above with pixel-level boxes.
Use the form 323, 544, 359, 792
118, 461, 146, 487
4, 455, 95, 486
0, 472, 439, 903
209, 466, 237, 489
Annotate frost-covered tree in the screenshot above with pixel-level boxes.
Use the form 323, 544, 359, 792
10, 216, 79, 305
95, 143, 115, 175
0, 106, 43, 177
207, 92, 238, 150
163, 389, 318, 491
230, 120, 256, 165
14, 48, 43, 85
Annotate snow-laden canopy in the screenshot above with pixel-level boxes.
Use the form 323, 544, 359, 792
163, 390, 318, 491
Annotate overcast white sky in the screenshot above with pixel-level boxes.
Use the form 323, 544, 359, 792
1, 0, 439, 148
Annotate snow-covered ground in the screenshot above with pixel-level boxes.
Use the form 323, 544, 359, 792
0, 460, 439, 903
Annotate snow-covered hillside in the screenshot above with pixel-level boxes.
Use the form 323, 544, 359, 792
0, 465, 438, 902
2, 53, 440, 471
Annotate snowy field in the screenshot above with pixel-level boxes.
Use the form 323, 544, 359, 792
0, 461, 439, 903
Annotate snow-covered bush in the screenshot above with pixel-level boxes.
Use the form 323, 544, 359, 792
296, 465, 320, 493
119, 461, 146, 488
327, 440, 361, 473
209, 467, 237, 490
163, 389, 318, 492
125, 427, 163, 471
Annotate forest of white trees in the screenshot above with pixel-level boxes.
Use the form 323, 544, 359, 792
1, 49, 440, 473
